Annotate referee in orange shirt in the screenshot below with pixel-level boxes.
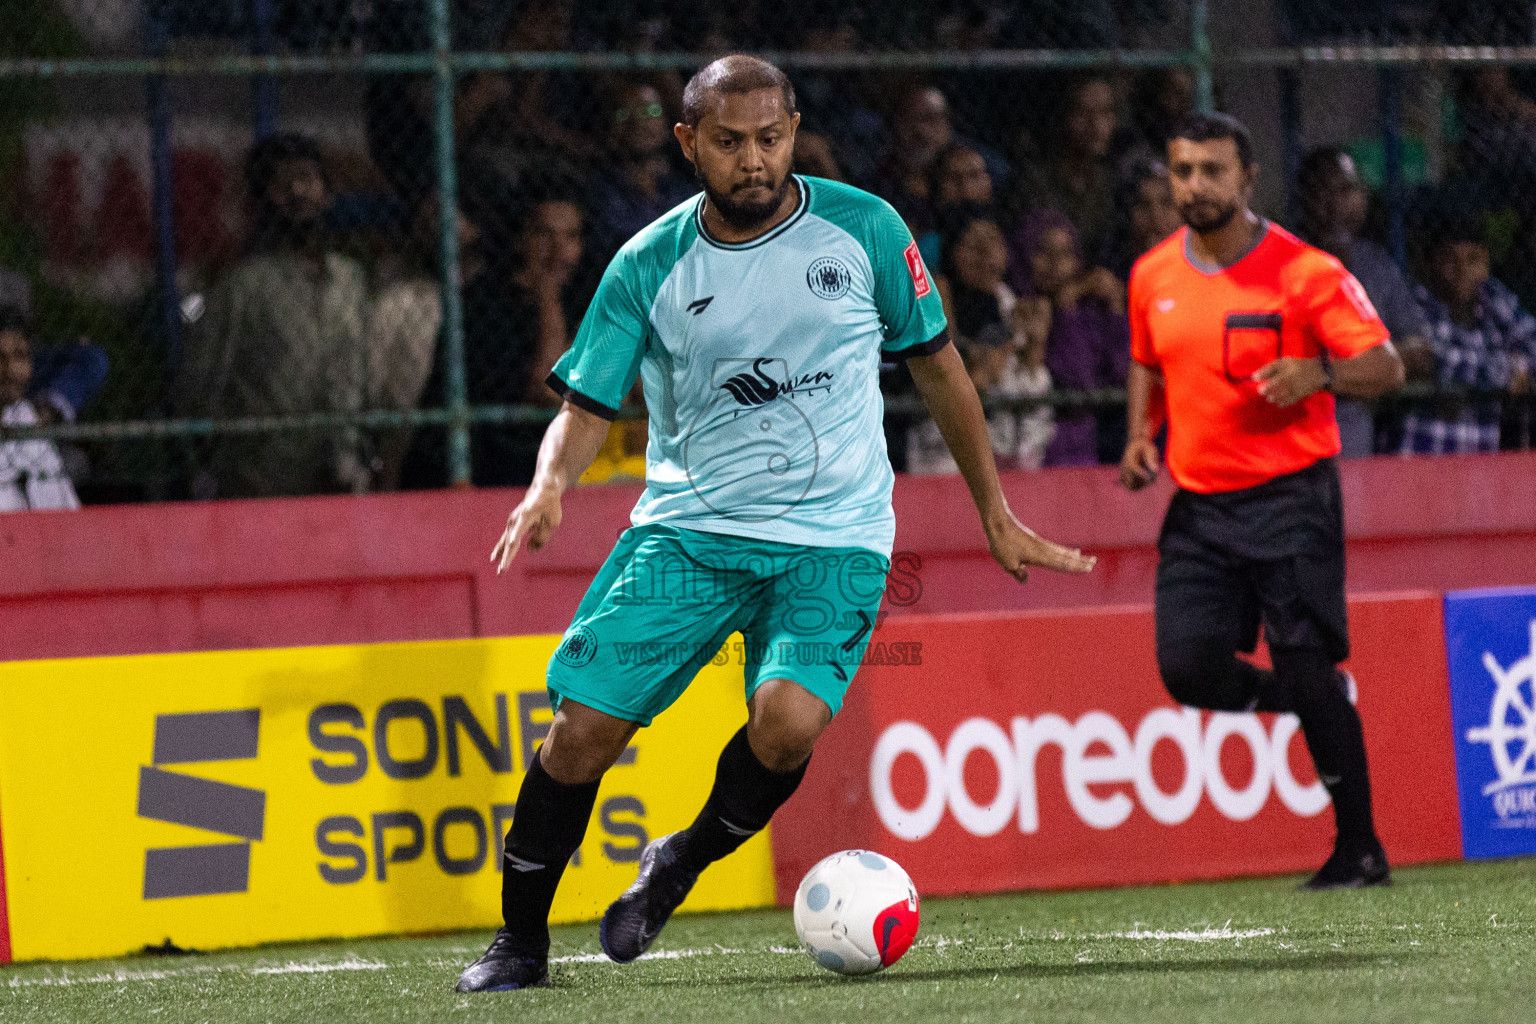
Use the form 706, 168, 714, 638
1121, 113, 1405, 889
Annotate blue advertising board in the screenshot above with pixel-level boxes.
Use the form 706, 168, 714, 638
1444, 587, 1536, 859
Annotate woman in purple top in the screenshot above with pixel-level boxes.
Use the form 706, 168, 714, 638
1012, 209, 1131, 467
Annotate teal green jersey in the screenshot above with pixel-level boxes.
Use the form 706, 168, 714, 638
549, 176, 948, 558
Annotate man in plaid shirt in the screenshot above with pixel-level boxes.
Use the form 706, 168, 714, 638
1401, 227, 1536, 454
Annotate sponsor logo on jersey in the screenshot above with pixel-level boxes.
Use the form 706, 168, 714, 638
806, 257, 853, 300
1340, 273, 1380, 322
1156, 298, 1177, 313
717, 357, 835, 408
903, 241, 932, 298
687, 296, 714, 316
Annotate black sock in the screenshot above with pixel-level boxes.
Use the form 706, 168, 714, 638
673, 726, 808, 873
1273, 645, 1377, 849
1158, 636, 1293, 712
499, 754, 600, 958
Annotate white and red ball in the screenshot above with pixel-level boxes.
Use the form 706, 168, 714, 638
792, 849, 920, 975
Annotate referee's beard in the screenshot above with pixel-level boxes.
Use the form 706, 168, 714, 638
1180, 197, 1241, 235
696, 163, 795, 231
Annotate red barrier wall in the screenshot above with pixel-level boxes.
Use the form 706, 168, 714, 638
772, 594, 1462, 900
2, 452, 1533, 661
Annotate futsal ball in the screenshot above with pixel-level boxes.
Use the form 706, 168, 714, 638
793, 850, 920, 976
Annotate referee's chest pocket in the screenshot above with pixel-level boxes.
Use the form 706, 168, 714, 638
1222, 312, 1283, 381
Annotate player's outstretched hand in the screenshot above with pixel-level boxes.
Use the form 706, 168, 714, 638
985, 511, 1096, 584
490, 486, 563, 573
1253, 356, 1328, 407
1119, 437, 1161, 491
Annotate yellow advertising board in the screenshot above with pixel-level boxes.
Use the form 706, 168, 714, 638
0, 635, 775, 962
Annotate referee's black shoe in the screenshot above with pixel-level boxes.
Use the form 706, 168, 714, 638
454, 929, 550, 992
600, 832, 700, 963
1302, 839, 1391, 890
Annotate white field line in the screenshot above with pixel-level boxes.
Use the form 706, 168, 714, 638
4, 958, 388, 988
2, 927, 1273, 988
1104, 927, 1275, 942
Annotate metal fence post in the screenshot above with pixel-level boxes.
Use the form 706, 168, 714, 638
144, 8, 181, 375
251, 0, 278, 139
430, 0, 471, 486
1379, 67, 1407, 268
1190, 0, 1214, 113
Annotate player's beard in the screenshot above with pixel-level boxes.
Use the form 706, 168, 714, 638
1180, 196, 1239, 234
698, 167, 794, 231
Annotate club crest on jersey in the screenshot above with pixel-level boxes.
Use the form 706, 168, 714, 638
807, 256, 852, 300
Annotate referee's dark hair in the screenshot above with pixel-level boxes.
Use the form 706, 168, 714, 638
1171, 112, 1255, 168
682, 54, 797, 127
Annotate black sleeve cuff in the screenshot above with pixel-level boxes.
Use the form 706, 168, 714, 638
546, 372, 621, 420
883, 329, 951, 362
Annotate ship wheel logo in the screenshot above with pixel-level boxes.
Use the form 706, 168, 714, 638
1467, 619, 1536, 798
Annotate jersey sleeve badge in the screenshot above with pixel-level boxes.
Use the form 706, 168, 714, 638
903, 241, 932, 299
1340, 273, 1380, 323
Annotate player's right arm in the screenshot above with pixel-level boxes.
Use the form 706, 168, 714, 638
491, 402, 611, 571
492, 239, 653, 571
1119, 261, 1165, 491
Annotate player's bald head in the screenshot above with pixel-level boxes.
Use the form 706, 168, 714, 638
682, 54, 797, 127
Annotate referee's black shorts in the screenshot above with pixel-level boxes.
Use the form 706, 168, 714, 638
1154, 457, 1349, 664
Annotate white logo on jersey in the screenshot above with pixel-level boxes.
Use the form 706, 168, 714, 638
1156, 298, 1176, 313
1341, 274, 1380, 322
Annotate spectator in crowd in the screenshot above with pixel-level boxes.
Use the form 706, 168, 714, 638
0, 269, 110, 425
471, 1, 597, 191
1401, 225, 1536, 454
1014, 210, 1131, 467
174, 135, 371, 499
589, 82, 697, 259
0, 309, 80, 512
789, 16, 885, 185
916, 144, 996, 271
1298, 147, 1432, 456
1128, 67, 1197, 162
1008, 74, 1121, 263
1101, 158, 1183, 281
459, 189, 640, 487
870, 86, 1007, 233
365, 0, 514, 207
907, 209, 1053, 474
366, 171, 511, 490
1442, 66, 1536, 236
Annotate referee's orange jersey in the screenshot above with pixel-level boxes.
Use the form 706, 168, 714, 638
1129, 222, 1389, 493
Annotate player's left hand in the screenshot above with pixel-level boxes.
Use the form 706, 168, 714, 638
1253, 356, 1328, 407
985, 511, 1096, 584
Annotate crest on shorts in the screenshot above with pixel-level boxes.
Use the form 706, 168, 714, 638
556, 626, 598, 668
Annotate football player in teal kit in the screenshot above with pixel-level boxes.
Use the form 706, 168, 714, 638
456, 54, 1095, 992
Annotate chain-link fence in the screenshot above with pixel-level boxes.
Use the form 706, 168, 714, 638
0, 1, 1532, 506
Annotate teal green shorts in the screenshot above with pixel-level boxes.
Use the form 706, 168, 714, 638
546, 523, 890, 725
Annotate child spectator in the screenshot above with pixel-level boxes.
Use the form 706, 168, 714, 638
1016, 210, 1131, 467
907, 210, 1054, 474
1101, 159, 1183, 282
0, 310, 80, 511
1401, 227, 1536, 454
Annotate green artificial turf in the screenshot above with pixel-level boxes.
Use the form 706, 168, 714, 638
3, 858, 1532, 1024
